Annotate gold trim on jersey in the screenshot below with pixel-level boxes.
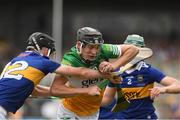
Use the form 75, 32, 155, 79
10, 66, 45, 85
122, 83, 154, 100
63, 90, 104, 116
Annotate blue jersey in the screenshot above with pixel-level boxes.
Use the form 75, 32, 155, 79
0, 51, 60, 113
99, 62, 166, 119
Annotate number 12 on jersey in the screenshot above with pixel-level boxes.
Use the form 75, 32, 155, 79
0, 61, 28, 80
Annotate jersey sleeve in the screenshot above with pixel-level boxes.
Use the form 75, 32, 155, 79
101, 44, 122, 58
43, 59, 60, 73
61, 58, 72, 66
148, 66, 166, 83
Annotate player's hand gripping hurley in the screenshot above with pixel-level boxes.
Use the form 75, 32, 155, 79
98, 47, 153, 89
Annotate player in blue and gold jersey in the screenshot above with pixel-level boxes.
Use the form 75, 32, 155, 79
99, 34, 180, 119
0, 32, 105, 119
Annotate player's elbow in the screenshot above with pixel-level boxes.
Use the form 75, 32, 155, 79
129, 44, 139, 56
121, 44, 139, 57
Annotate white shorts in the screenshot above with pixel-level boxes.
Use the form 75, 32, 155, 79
57, 102, 99, 120
0, 106, 7, 120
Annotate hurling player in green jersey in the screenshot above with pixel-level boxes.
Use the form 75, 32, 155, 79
50, 27, 139, 119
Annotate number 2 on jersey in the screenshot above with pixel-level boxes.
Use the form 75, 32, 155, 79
127, 78, 132, 85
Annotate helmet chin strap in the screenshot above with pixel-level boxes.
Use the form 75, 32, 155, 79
32, 37, 41, 53
32, 37, 51, 57
47, 49, 51, 57
76, 42, 83, 54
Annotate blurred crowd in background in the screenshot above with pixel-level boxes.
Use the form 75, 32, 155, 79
0, 0, 180, 119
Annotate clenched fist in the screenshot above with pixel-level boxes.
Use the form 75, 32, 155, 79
99, 61, 115, 74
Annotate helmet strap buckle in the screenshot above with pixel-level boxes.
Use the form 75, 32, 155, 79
47, 49, 51, 57
76, 42, 83, 54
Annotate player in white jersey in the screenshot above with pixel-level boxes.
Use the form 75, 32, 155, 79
50, 27, 139, 119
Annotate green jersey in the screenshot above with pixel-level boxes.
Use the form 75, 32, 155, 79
61, 44, 122, 116
61, 44, 121, 88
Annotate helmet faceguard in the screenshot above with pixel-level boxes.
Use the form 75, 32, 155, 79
26, 32, 56, 56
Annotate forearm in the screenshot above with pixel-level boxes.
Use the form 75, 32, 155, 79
80, 68, 103, 79
50, 86, 89, 98
113, 45, 139, 69
164, 82, 180, 93
159, 76, 180, 94
50, 74, 88, 98
56, 66, 103, 79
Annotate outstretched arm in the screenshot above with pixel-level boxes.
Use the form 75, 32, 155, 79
55, 65, 103, 79
149, 76, 180, 99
